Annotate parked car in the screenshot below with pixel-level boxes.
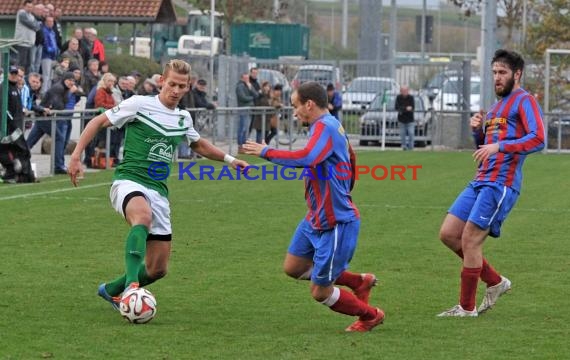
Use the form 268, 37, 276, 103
422, 69, 461, 102
359, 91, 433, 147
432, 76, 481, 113
342, 77, 400, 111
547, 109, 570, 149
257, 68, 292, 105
291, 64, 341, 90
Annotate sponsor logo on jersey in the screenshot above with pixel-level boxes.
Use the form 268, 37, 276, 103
147, 143, 174, 162
144, 137, 169, 144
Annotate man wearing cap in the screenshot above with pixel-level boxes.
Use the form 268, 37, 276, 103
0, 66, 27, 182
1, 66, 25, 133
26, 72, 80, 174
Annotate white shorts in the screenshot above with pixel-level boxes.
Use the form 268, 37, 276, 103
110, 179, 172, 236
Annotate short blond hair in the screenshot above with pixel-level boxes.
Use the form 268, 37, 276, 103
163, 59, 191, 78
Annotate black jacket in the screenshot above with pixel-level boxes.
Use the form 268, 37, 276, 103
0, 80, 24, 133
192, 88, 215, 110
395, 94, 415, 124
40, 81, 70, 110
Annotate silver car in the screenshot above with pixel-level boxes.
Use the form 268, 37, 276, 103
359, 92, 433, 147
343, 77, 400, 111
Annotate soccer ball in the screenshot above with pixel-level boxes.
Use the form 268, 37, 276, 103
119, 287, 157, 324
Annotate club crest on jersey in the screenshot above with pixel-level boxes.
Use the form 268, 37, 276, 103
111, 105, 120, 113
148, 143, 174, 162
178, 116, 185, 127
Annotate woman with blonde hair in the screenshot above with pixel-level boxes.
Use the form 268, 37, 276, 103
93, 72, 118, 166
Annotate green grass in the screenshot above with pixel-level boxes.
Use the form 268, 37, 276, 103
1, 151, 569, 359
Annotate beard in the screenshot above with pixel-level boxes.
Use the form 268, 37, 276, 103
495, 76, 515, 97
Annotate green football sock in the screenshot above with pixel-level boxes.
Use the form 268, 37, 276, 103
124, 224, 148, 286
105, 264, 155, 297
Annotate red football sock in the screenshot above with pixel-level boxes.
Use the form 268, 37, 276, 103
334, 271, 363, 290
460, 266, 481, 311
328, 288, 376, 320
480, 260, 501, 287
454, 249, 501, 287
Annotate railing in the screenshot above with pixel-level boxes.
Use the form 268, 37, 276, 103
24, 107, 569, 176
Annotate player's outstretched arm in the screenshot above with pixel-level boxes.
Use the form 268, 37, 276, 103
68, 113, 113, 187
190, 138, 249, 170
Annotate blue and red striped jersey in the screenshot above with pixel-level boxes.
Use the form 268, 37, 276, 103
260, 114, 360, 230
472, 88, 545, 192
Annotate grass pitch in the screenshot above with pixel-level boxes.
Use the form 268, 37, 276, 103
1, 151, 569, 359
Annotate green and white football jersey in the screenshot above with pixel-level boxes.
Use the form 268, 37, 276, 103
106, 95, 200, 197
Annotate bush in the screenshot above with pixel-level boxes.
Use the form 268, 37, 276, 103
105, 54, 163, 80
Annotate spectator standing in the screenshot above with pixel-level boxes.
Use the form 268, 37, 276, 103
138, 78, 158, 96
326, 83, 342, 121
86, 28, 106, 63
99, 61, 110, 75
51, 56, 69, 85
94, 73, 119, 166
125, 76, 137, 98
0, 67, 32, 183
29, 72, 80, 174
12, 0, 40, 72
1, 66, 25, 133
40, 16, 58, 95
30, 4, 47, 74
62, 28, 91, 65
177, 74, 197, 159
192, 79, 216, 111
22, 72, 50, 117
235, 72, 258, 153
265, 84, 284, 145
395, 86, 415, 151
51, 7, 63, 51
250, 81, 271, 144
60, 38, 84, 72
81, 59, 100, 95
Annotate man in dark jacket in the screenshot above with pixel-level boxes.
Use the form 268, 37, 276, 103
26, 72, 79, 173
395, 86, 415, 151
236, 72, 258, 153
1, 66, 25, 133
192, 79, 216, 110
0, 66, 30, 183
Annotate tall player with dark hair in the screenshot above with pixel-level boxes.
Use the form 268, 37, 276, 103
438, 49, 545, 317
243, 81, 384, 332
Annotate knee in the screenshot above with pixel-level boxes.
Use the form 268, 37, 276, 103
137, 213, 152, 230
310, 285, 330, 303
283, 265, 303, 279
439, 227, 458, 246
283, 263, 312, 280
147, 266, 167, 280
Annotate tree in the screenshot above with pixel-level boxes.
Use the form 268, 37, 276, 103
187, 0, 308, 25
447, 0, 536, 48
526, 0, 570, 56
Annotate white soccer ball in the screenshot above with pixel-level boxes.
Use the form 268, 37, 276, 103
119, 287, 157, 324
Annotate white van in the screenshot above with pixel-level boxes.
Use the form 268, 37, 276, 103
177, 35, 222, 56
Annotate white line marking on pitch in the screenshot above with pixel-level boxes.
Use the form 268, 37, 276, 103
0, 182, 110, 201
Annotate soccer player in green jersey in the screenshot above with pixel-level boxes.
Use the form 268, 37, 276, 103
68, 59, 249, 310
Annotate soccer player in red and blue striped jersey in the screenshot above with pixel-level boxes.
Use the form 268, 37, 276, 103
243, 82, 384, 332
438, 49, 545, 317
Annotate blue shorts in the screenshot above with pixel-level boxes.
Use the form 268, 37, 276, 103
449, 181, 519, 238
288, 219, 360, 286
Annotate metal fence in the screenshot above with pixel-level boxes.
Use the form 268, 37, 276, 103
25, 105, 569, 177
